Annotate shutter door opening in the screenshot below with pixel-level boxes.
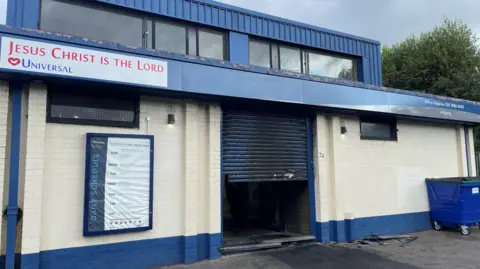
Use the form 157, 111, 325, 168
221, 108, 314, 251
222, 109, 308, 182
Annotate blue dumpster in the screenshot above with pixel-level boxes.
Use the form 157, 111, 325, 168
426, 177, 480, 235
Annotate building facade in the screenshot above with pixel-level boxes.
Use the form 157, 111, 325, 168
0, 0, 477, 268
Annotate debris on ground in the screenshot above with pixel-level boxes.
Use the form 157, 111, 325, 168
354, 234, 419, 248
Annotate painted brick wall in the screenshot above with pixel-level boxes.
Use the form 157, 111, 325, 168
0, 81, 10, 256
314, 114, 469, 241
20, 83, 47, 257
17, 85, 222, 268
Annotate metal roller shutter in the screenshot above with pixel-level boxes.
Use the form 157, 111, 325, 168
222, 109, 308, 182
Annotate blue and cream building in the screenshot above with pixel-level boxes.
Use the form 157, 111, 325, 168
0, 0, 478, 268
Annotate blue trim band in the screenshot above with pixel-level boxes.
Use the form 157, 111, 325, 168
316, 211, 432, 243
5, 82, 22, 269
0, 29, 479, 123
0, 26, 476, 108
18, 234, 221, 269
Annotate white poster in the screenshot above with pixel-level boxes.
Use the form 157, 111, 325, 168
85, 134, 153, 235
0, 37, 168, 88
104, 137, 151, 231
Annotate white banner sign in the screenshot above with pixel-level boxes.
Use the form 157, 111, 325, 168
0, 37, 168, 87
104, 137, 151, 231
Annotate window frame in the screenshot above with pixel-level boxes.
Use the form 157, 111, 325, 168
39, 0, 147, 48
359, 115, 398, 141
305, 49, 358, 80
278, 44, 304, 73
46, 88, 140, 129
151, 16, 227, 60
152, 19, 189, 55
248, 38, 273, 69
197, 27, 228, 60
248, 37, 358, 81
40, 0, 228, 60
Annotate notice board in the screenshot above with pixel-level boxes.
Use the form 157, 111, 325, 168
83, 133, 154, 236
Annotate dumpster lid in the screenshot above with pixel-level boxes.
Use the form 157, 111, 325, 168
425, 177, 480, 184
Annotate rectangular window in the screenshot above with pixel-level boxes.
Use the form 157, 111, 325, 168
188, 28, 198, 56
47, 90, 139, 128
308, 52, 356, 80
40, 0, 144, 47
279, 46, 302, 73
153, 20, 224, 59
248, 39, 358, 81
154, 21, 187, 54
249, 40, 271, 68
198, 29, 226, 60
360, 116, 397, 141
271, 44, 280, 69
40, 0, 227, 60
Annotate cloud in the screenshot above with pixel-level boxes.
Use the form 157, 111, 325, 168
215, 0, 480, 45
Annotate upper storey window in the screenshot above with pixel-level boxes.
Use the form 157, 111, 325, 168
40, 0, 227, 60
249, 38, 358, 81
154, 21, 226, 60
40, 0, 143, 47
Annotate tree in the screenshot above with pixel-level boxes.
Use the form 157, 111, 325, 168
382, 18, 480, 151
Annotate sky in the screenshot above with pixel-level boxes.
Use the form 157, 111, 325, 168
216, 0, 480, 46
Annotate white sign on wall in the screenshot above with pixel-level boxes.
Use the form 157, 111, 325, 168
85, 134, 154, 236
0, 37, 168, 87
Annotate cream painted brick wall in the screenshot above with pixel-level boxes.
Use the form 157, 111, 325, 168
315, 114, 466, 222
17, 87, 223, 252
184, 101, 199, 236
20, 83, 47, 254
196, 104, 209, 235
468, 127, 476, 176
0, 81, 10, 255
207, 104, 221, 233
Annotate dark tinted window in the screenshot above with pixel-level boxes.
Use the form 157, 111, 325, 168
308, 52, 356, 80
360, 117, 397, 141
155, 21, 187, 54
48, 91, 139, 128
40, 0, 143, 47
249, 40, 271, 68
198, 29, 225, 60
279, 46, 302, 73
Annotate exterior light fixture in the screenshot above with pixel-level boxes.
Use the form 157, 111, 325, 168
168, 114, 175, 125
167, 104, 175, 125
340, 119, 347, 138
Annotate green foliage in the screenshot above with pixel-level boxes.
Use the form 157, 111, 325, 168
382, 18, 480, 151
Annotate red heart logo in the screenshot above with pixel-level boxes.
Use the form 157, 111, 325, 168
8, 57, 20, 66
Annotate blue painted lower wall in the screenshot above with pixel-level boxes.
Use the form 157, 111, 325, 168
16, 233, 221, 269
1, 212, 431, 268
316, 211, 432, 243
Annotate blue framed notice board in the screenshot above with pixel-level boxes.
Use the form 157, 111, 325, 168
83, 133, 154, 236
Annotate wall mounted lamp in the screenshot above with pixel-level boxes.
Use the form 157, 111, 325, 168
168, 114, 175, 125
340, 126, 347, 135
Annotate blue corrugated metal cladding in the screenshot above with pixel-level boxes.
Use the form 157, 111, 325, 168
95, 0, 382, 86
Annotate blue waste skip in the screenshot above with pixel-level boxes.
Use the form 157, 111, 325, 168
426, 177, 480, 235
